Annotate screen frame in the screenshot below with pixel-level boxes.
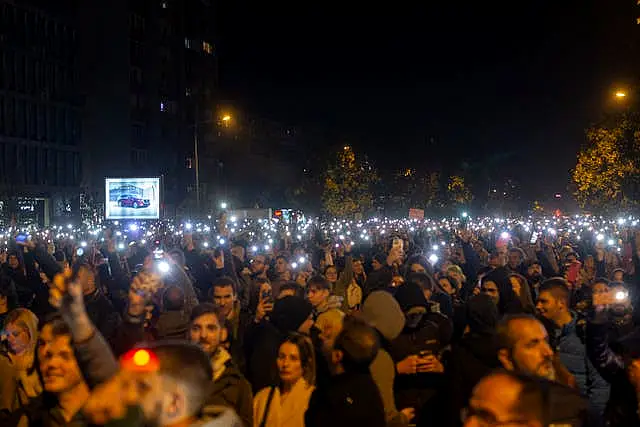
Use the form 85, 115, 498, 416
104, 177, 162, 220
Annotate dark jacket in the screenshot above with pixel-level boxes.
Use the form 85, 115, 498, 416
554, 312, 609, 421
84, 289, 121, 343
154, 310, 189, 340
244, 320, 284, 393
305, 371, 386, 427
447, 333, 501, 427
587, 313, 640, 427
389, 317, 450, 427
207, 358, 253, 427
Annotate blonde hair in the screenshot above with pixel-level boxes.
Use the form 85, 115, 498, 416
4, 308, 39, 354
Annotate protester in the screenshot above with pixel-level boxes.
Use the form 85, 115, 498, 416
188, 303, 253, 426
253, 333, 315, 427
305, 316, 385, 427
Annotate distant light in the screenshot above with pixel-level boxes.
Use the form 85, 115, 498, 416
548, 228, 556, 235
264, 245, 270, 251
157, 261, 170, 274
291, 262, 298, 269
428, 254, 439, 264
118, 243, 125, 250
129, 223, 138, 231
67, 224, 73, 229
608, 239, 615, 246
339, 235, 345, 240
596, 234, 605, 241
220, 202, 228, 209
462, 212, 468, 218
230, 216, 237, 223
185, 223, 192, 230
219, 238, 225, 245
554, 193, 562, 199
500, 232, 510, 239
222, 114, 231, 122
298, 256, 306, 264
432, 244, 439, 251
252, 245, 258, 252
618, 218, 626, 225
80, 241, 87, 248
203, 242, 209, 248
615, 91, 627, 99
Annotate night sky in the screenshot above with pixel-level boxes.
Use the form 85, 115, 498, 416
216, 1, 638, 200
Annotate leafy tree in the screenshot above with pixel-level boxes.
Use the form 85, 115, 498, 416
322, 146, 377, 218
447, 175, 473, 206
572, 126, 638, 210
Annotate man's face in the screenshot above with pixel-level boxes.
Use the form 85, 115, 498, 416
527, 264, 542, 278
307, 286, 329, 308
8, 255, 19, 269
592, 282, 609, 295
481, 281, 500, 305
276, 258, 289, 274
536, 291, 564, 323
489, 254, 504, 269
251, 256, 267, 274
213, 285, 235, 318
464, 374, 531, 427
38, 325, 85, 393
189, 313, 223, 356
508, 251, 521, 269
501, 319, 555, 380
372, 259, 383, 271
613, 271, 624, 282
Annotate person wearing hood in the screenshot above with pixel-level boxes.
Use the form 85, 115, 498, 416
390, 281, 452, 426
361, 290, 415, 426
525, 259, 546, 301
245, 296, 314, 393
480, 267, 524, 316
446, 294, 501, 427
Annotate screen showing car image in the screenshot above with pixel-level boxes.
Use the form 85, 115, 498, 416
105, 177, 160, 220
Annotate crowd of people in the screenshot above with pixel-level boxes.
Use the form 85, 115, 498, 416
0, 214, 639, 427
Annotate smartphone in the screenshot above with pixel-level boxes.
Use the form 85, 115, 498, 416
530, 232, 539, 244
153, 249, 164, 259
15, 233, 29, 243
261, 289, 273, 304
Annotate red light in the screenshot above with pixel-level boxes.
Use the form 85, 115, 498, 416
121, 348, 160, 372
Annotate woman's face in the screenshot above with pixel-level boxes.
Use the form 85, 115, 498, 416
277, 342, 303, 385
449, 270, 463, 284
325, 267, 338, 284
6, 323, 30, 354
439, 278, 455, 295
353, 260, 364, 275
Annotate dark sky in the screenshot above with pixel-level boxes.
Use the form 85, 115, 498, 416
216, 1, 639, 200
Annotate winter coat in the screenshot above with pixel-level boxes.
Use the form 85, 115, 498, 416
389, 318, 450, 427
207, 357, 253, 427
554, 312, 610, 422
84, 289, 121, 343
587, 313, 640, 427
154, 310, 189, 340
304, 371, 385, 427
361, 291, 409, 427
253, 379, 314, 427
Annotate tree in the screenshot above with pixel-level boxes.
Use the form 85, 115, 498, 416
572, 126, 638, 210
322, 146, 377, 218
447, 175, 473, 206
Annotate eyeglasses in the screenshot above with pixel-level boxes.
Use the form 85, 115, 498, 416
460, 407, 531, 426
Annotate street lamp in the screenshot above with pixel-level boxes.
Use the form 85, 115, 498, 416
615, 90, 627, 99
222, 114, 231, 122
220, 201, 228, 210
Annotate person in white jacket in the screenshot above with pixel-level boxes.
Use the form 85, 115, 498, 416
253, 333, 315, 427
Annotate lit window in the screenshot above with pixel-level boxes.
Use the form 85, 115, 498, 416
184, 38, 191, 49
202, 41, 213, 54
161, 1, 168, 8
160, 101, 166, 112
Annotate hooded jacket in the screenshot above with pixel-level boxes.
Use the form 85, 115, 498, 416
482, 267, 523, 316
361, 291, 409, 426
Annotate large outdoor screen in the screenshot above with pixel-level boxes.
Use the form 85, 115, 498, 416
105, 177, 161, 220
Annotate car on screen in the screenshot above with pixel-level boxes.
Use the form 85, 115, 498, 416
117, 195, 151, 208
